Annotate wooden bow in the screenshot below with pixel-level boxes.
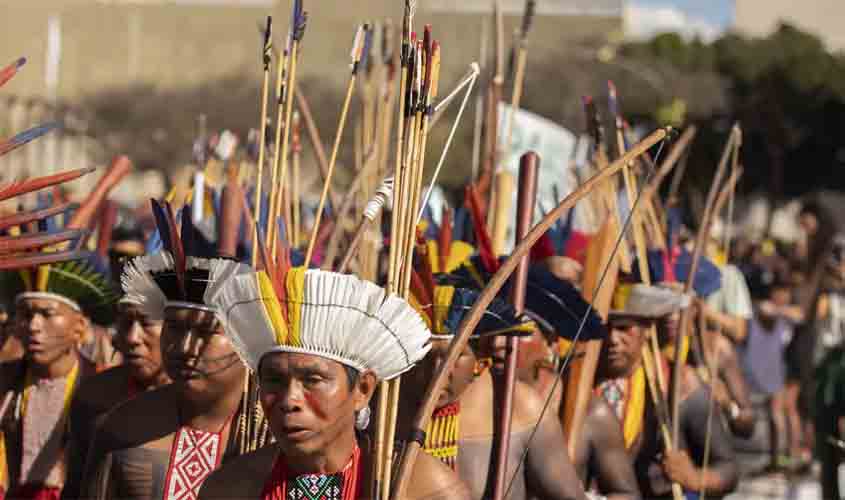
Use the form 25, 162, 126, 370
391, 126, 671, 499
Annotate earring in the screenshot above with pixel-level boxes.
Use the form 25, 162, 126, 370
355, 406, 371, 431
473, 357, 492, 377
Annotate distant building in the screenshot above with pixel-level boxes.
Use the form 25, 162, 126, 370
735, 0, 845, 52
1, 0, 624, 102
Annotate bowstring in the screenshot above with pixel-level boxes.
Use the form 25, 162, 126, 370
503, 137, 669, 499
699, 136, 739, 500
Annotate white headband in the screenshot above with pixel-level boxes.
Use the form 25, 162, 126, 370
16, 292, 82, 313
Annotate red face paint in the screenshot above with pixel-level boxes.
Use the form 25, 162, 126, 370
303, 391, 328, 420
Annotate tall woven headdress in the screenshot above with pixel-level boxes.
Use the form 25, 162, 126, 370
205, 261, 432, 380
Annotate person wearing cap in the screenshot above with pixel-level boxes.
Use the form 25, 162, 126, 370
515, 266, 639, 500
603, 283, 738, 499
398, 282, 587, 500
196, 264, 469, 500
0, 252, 120, 500
61, 297, 171, 500
81, 202, 253, 500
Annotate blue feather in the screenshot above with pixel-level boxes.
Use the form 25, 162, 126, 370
150, 199, 174, 254
453, 207, 470, 242
514, 265, 607, 341
145, 229, 163, 254
6, 122, 60, 148
674, 249, 722, 298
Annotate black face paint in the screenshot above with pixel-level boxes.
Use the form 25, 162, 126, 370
165, 350, 241, 379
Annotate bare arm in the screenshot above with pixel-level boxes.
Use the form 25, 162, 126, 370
716, 341, 755, 439
702, 302, 748, 343
410, 452, 472, 500
525, 410, 588, 500
586, 400, 641, 500
681, 388, 739, 496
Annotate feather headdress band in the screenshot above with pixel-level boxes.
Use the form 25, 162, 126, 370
411, 284, 534, 341
122, 191, 252, 318
204, 262, 432, 380
515, 265, 607, 342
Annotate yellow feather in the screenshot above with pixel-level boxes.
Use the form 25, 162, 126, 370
425, 241, 440, 273
35, 265, 50, 292
623, 366, 646, 449
286, 267, 306, 347
433, 286, 455, 335
445, 242, 475, 273
257, 272, 289, 346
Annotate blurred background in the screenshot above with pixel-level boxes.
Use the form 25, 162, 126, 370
0, 0, 843, 241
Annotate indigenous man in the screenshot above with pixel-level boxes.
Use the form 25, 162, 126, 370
595, 283, 738, 499
0, 253, 120, 500
517, 267, 640, 500
198, 264, 470, 500
637, 248, 755, 439
82, 206, 253, 500
62, 297, 170, 500
401, 281, 587, 500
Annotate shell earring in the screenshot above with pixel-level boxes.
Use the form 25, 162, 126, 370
355, 406, 371, 431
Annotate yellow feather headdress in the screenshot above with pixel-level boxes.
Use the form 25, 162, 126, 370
205, 262, 432, 380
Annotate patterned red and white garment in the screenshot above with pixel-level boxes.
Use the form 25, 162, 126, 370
261, 445, 361, 500
163, 426, 224, 500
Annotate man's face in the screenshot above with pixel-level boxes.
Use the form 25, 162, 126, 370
160, 307, 244, 396
16, 298, 84, 368
410, 338, 476, 408
115, 303, 167, 386
259, 352, 375, 459
516, 328, 554, 384
602, 318, 648, 379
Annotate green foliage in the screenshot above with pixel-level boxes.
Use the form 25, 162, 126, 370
623, 23, 845, 197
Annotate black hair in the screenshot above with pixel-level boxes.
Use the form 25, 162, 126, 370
344, 364, 360, 388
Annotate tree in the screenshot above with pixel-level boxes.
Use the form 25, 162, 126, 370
623, 23, 845, 200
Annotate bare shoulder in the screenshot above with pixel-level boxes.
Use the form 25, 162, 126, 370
406, 452, 471, 500
585, 396, 625, 448
585, 396, 616, 428
199, 444, 279, 500
72, 365, 131, 416
95, 383, 177, 451
512, 380, 551, 429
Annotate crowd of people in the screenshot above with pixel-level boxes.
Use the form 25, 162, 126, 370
1, 6, 845, 500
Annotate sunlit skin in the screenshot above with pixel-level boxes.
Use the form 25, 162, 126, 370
401, 337, 589, 500
114, 302, 169, 388
160, 307, 245, 408
600, 318, 651, 380
258, 352, 376, 475
200, 350, 470, 500
15, 297, 87, 379
515, 328, 556, 388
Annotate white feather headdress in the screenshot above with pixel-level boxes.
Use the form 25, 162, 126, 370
204, 262, 432, 381
121, 251, 246, 319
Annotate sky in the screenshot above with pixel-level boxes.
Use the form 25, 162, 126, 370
625, 0, 734, 41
